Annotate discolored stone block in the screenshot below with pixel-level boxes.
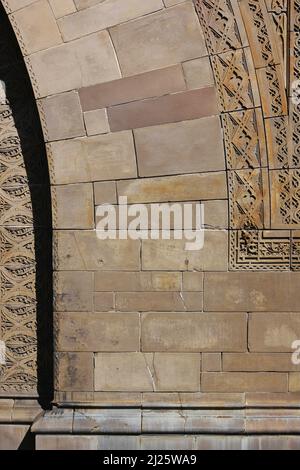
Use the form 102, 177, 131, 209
202, 353, 222, 372
93, 181, 117, 205
57, 312, 140, 352
183, 272, 203, 291
141, 312, 247, 352
52, 183, 94, 229
249, 313, 300, 352
110, 3, 206, 76
134, 116, 223, 177
289, 373, 300, 392
36, 435, 98, 450
54, 271, 94, 312
94, 292, 114, 312
84, 109, 110, 136
0, 425, 30, 450
56, 352, 94, 391
115, 291, 202, 312
95, 271, 181, 292
201, 372, 288, 393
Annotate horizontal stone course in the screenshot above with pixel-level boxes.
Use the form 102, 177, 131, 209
95, 271, 182, 292
56, 352, 94, 391
223, 353, 300, 371
115, 291, 203, 312
201, 373, 288, 393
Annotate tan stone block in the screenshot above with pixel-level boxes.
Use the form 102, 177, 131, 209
4, 0, 38, 12
117, 172, 227, 204
204, 273, 300, 312
94, 181, 117, 205
224, 353, 300, 372
73, 409, 141, 433
49, 131, 137, 184
52, 183, 94, 229
289, 373, 300, 392
201, 373, 288, 393
183, 272, 203, 291
95, 271, 181, 292
29, 31, 121, 98
41, 91, 85, 141
74, 0, 105, 9
49, 0, 76, 18
164, 0, 187, 6
95, 352, 200, 392
54, 271, 94, 311
79, 65, 186, 111
142, 231, 228, 271
13, 0, 62, 55
94, 292, 114, 312
246, 392, 300, 408
56, 352, 94, 391
134, 116, 223, 177
109, 88, 218, 132
141, 312, 247, 352
249, 313, 300, 352
57, 312, 140, 351
84, 109, 110, 136
115, 292, 202, 312
0, 425, 30, 450
54, 231, 141, 270
110, 3, 206, 76
202, 353, 222, 372
142, 392, 245, 408
204, 200, 228, 229
36, 436, 98, 450
183, 57, 214, 90
58, 0, 164, 41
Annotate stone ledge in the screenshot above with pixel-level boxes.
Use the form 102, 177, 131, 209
0, 399, 43, 424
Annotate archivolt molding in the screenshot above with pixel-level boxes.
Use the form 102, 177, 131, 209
194, 0, 300, 270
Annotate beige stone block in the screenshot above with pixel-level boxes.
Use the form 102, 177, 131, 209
73, 409, 141, 433
142, 231, 228, 271
109, 88, 218, 132
94, 181, 117, 205
54, 231, 141, 270
224, 353, 300, 372
36, 435, 98, 450
94, 292, 114, 312
117, 172, 227, 204
110, 3, 206, 76
4, 0, 38, 13
141, 312, 247, 352
183, 56, 215, 89
164, 0, 187, 6
74, 0, 108, 10
57, 312, 140, 351
52, 183, 94, 229
84, 109, 110, 136
41, 91, 85, 141
56, 352, 94, 391
97, 436, 141, 450
95, 271, 181, 292
79, 65, 186, 111
49, 0, 76, 18
201, 372, 288, 393
13, 0, 62, 55
115, 291, 202, 312
204, 200, 228, 229
0, 425, 30, 450
134, 116, 224, 177
202, 353, 222, 372
95, 352, 200, 392
54, 271, 94, 311
142, 392, 245, 408
29, 31, 121, 98
249, 313, 300, 352
204, 273, 300, 312
183, 272, 203, 291
289, 373, 300, 392
59, 0, 164, 41
49, 131, 137, 184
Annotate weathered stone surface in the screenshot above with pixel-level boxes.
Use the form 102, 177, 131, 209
224, 353, 300, 371
84, 109, 110, 136
142, 231, 228, 271
249, 313, 300, 352
142, 392, 245, 408
94, 292, 114, 312
115, 292, 202, 312
52, 183, 94, 229
56, 352, 94, 391
289, 373, 300, 392
57, 312, 140, 352
73, 409, 141, 434
108, 88, 218, 132
54, 271, 94, 312
141, 312, 247, 352
134, 116, 223, 177
29, 31, 121, 97
41, 91, 85, 141
74, 0, 101, 10
0, 425, 30, 450
245, 409, 300, 434
31, 410, 74, 434
204, 200, 228, 229
49, 0, 76, 18
36, 435, 98, 450
201, 373, 288, 393
202, 353, 222, 372
79, 65, 186, 111
58, 0, 164, 41
49, 131, 137, 184
95, 271, 181, 292
117, 172, 227, 203
183, 272, 203, 291
183, 56, 215, 89
141, 436, 194, 450
93, 181, 117, 205
13, 0, 62, 54
204, 273, 300, 312
54, 231, 140, 270
110, 3, 206, 76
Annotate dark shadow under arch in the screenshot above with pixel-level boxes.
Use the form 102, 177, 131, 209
0, 2, 53, 407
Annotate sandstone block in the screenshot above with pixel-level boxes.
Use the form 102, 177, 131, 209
84, 109, 110, 136
93, 181, 117, 205
56, 352, 94, 391
52, 183, 94, 229
249, 313, 300, 351
201, 372, 288, 393
54, 271, 94, 311
95, 271, 181, 292
183, 56, 215, 89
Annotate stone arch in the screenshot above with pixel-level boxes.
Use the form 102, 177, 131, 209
0, 2, 52, 402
